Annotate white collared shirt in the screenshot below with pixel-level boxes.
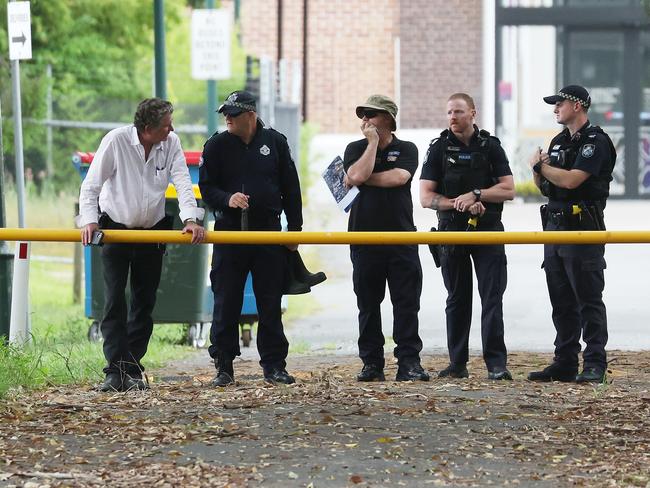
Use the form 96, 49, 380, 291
79, 125, 202, 228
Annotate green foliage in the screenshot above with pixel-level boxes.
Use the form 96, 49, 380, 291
0, 0, 249, 189
0, 0, 158, 189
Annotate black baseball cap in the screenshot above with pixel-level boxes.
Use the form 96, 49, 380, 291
217, 90, 257, 115
543, 85, 591, 108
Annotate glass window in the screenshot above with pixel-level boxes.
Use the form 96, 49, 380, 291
566, 30, 625, 194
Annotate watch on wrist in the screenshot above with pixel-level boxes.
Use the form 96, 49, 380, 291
472, 189, 481, 202
533, 161, 543, 174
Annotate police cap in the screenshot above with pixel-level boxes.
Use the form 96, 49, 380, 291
218, 90, 257, 115
543, 85, 591, 109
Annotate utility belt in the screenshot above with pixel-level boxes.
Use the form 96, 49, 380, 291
540, 202, 605, 231
436, 209, 502, 231
427, 210, 502, 265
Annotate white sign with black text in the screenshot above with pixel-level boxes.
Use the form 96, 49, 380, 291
191, 9, 231, 80
7, 1, 32, 61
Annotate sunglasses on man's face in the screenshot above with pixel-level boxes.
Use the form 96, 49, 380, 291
225, 111, 246, 118
362, 109, 381, 119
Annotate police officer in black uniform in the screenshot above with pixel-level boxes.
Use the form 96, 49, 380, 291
420, 93, 515, 380
343, 94, 429, 382
199, 90, 303, 386
528, 85, 616, 384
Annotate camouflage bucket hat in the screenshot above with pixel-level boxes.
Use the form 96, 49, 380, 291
355, 94, 398, 130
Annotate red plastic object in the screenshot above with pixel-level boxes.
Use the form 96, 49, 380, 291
75, 151, 202, 166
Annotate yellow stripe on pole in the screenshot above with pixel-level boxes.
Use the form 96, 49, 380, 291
3, 228, 650, 245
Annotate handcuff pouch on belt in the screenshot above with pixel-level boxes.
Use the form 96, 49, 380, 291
539, 203, 605, 231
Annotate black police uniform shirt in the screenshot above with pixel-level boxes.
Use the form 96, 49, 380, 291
420, 127, 512, 188
545, 120, 613, 212
343, 136, 418, 232
199, 121, 303, 232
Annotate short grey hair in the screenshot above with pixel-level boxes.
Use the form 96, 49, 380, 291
134, 98, 173, 132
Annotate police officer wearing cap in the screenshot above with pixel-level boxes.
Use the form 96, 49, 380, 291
420, 93, 515, 381
528, 85, 616, 384
343, 94, 429, 383
199, 90, 303, 387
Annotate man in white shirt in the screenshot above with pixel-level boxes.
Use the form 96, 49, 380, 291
79, 98, 205, 392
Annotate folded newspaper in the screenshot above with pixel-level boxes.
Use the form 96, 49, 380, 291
322, 156, 359, 212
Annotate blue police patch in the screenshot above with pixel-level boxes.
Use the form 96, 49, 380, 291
387, 150, 400, 162
458, 153, 471, 160
581, 144, 595, 158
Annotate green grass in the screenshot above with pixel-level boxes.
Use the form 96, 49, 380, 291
0, 260, 196, 398
4, 187, 78, 258
288, 340, 312, 355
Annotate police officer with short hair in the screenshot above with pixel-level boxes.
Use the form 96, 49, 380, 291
199, 90, 303, 387
528, 85, 616, 384
420, 93, 515, 381
344, 94, 429, 383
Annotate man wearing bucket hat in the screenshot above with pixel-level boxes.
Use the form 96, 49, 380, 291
343, 94, 429, 382
199, 90, 303, 387
528, 85, 616, 384
420, 93, 515, 381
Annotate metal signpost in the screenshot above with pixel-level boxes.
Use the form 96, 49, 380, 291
8, 0, 31, 228
7, 0, 32, 344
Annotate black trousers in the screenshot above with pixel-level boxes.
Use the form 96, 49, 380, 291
208, 243, 289, 371
100, 242, 163, 375
350, 245, 423, 368
543, 244, 608, 371
440, 242, 508, 370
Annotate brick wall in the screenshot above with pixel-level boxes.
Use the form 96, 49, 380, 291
306, 0, 398, 133
399, 0, 484, 128
238, 0, 279, 59
236, 0, 484, 132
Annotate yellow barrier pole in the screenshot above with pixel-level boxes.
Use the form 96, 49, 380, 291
3, 228, 650, 245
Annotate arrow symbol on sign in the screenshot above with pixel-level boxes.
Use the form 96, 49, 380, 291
12, 32, 26, 45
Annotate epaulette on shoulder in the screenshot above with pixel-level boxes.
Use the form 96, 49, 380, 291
429, 129, 448, 146
268, 127, 288, 140
479, 129, 501, 145
585, 125, 605, 135
202, 130, 220, 148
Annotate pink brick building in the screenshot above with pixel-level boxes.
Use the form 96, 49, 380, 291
229, 0, 485, 133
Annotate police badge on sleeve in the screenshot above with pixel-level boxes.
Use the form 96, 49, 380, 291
581, 144, 595, 158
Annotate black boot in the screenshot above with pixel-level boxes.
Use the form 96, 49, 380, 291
396, 358, 430, 381
356, 364, 385, 382
212, 356, 235, 387
99, 372, 123, 392
527, 362, 577, 382
292, 251, 327, 287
